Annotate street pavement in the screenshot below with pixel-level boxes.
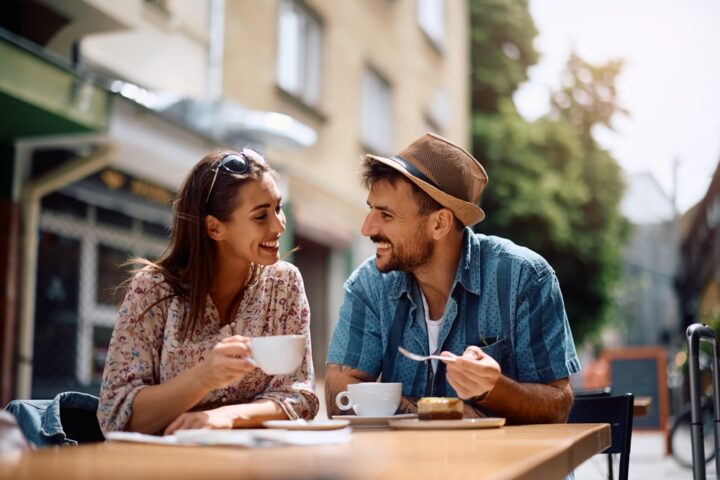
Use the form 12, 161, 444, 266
575, 430, 714, 479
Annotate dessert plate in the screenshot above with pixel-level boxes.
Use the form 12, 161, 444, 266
262, 419, 350, 431
388, 417, 505, 430
331, 413, 417, 427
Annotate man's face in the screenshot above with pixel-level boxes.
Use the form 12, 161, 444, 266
360, 179, 434, 273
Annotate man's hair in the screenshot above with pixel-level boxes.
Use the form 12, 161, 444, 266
361, 157, 463, 230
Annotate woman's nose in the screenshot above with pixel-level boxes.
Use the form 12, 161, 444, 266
273, 210, 286, 234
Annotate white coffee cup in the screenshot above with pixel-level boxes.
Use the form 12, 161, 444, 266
335, 382, 402, 416
250, 335, 305, 375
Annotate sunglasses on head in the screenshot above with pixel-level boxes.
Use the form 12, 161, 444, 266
205, 148, 267, 204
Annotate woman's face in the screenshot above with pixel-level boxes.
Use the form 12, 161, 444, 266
211, 172, 286, 266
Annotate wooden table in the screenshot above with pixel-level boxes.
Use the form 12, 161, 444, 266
0, 423, 610, 480
633, 396, 652, 417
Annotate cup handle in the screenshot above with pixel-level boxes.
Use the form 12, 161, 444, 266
335, 391, 353, 411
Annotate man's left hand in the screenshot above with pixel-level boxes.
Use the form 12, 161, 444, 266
441, 346, 501, 400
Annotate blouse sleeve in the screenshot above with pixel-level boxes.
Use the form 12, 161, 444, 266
97, 269, 170, 433
254, 265, 319, 420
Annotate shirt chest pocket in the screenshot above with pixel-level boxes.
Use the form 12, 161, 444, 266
469, 337, 514, 378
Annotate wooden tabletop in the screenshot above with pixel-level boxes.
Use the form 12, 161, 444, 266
0, 423, 610, 480
633, 396, 652, 417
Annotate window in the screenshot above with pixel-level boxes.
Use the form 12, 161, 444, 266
276, 0, 323, 106
417, 0, 444, 49
361, 68, 394, 154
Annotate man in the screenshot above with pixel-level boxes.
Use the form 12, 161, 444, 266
325, 133, 580, 423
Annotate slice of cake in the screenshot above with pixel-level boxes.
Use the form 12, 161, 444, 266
417, 397, 463, 420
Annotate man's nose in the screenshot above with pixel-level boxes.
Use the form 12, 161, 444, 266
360, 212, 376, 237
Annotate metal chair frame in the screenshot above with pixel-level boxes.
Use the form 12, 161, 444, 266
686, 323, 720, 480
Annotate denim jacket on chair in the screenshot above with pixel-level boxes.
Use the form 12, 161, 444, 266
4, 391, 103, 447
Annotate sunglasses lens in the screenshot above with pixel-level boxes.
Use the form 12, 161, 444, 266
220, 154, 249, 174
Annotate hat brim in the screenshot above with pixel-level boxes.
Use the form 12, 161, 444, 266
366, 154, 485, 226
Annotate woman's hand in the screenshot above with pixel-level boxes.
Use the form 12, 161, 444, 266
194, 335, 256, 391
442, 346, 501, 400
164, 405, 237, 435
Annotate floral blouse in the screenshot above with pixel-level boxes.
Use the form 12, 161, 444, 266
97, 261, 318, 433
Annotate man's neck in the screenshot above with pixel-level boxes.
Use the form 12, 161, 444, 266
413, 233, 463, 320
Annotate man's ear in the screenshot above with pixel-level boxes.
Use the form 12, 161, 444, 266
430, 208, 455, 240
205, 215, 225, 241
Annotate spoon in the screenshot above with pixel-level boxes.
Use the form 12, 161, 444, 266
398, 346, 456, 363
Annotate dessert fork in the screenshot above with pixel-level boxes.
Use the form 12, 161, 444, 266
398, 346, 455, 363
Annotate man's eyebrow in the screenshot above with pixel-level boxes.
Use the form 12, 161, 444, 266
366, 201, 395, 215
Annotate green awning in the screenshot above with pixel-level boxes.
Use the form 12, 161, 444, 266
0, 33, 111, 141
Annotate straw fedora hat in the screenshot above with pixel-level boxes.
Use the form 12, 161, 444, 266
366, 133, 488, 226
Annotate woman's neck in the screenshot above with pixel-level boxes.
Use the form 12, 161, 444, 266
211, 259, 253, 324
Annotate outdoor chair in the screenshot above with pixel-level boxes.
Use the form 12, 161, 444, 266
568, 392, 634, 480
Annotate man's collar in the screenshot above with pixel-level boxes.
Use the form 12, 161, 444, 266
389, 270, 414, 300
455, 227, 482, 295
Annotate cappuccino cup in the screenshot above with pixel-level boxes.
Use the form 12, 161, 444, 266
335, 382, 402, 416
250, 335, 305, 375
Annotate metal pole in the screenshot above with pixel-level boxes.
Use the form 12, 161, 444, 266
687, 323, 720, 480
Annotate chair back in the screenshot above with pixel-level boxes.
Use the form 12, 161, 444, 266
568, 392, 634, 480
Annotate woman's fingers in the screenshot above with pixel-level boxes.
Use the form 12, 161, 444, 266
164, 415, 183, 435
215, 341, 252, 357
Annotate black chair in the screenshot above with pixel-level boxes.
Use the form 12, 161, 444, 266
573, 385, 612, 398
568, 392, 634, 480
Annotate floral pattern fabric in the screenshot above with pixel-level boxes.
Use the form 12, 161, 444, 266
97, 261, 318, 433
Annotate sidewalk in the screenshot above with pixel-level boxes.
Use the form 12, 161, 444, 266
574, 431, 714, 479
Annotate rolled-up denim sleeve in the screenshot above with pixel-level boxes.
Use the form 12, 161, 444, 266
515, 268, 581, 383
326, 272, 384, 378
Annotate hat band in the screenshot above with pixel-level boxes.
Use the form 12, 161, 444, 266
388, 155, 440, 190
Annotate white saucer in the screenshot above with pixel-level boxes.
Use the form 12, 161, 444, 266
388, 417, 505, 430
262, 419, 350, 431
331, 413, 418, 427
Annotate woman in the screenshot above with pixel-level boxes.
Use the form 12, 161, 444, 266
97, 148, 318, 435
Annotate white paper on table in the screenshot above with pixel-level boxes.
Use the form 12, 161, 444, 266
105, 431, 180, 445
105, 427, 353, 448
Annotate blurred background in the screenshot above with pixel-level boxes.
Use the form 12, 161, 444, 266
0, 0, 718, 473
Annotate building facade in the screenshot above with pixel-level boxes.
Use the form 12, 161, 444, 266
677, 155, 720, 331
0, 0, 469, 403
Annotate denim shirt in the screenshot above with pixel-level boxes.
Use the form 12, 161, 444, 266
327, 228, 581, 399
4, 391, 102, 447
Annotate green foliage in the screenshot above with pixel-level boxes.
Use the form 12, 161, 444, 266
469, 0, 630, 345
469, 0, 539, 112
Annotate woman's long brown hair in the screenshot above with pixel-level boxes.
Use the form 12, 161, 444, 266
125, 149, 270, 341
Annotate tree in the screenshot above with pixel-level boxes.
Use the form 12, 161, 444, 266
469, 0, 630, 345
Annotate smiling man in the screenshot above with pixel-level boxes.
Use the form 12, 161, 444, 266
325, 133, 580, 424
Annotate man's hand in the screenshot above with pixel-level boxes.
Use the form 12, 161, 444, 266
442, 345, 501, 400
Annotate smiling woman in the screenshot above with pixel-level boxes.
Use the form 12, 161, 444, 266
97, 149, 318, 436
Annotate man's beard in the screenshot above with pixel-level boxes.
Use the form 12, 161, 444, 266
370, 234, 434, 273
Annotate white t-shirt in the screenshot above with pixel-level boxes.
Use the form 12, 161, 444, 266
421, 292, 444, 373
